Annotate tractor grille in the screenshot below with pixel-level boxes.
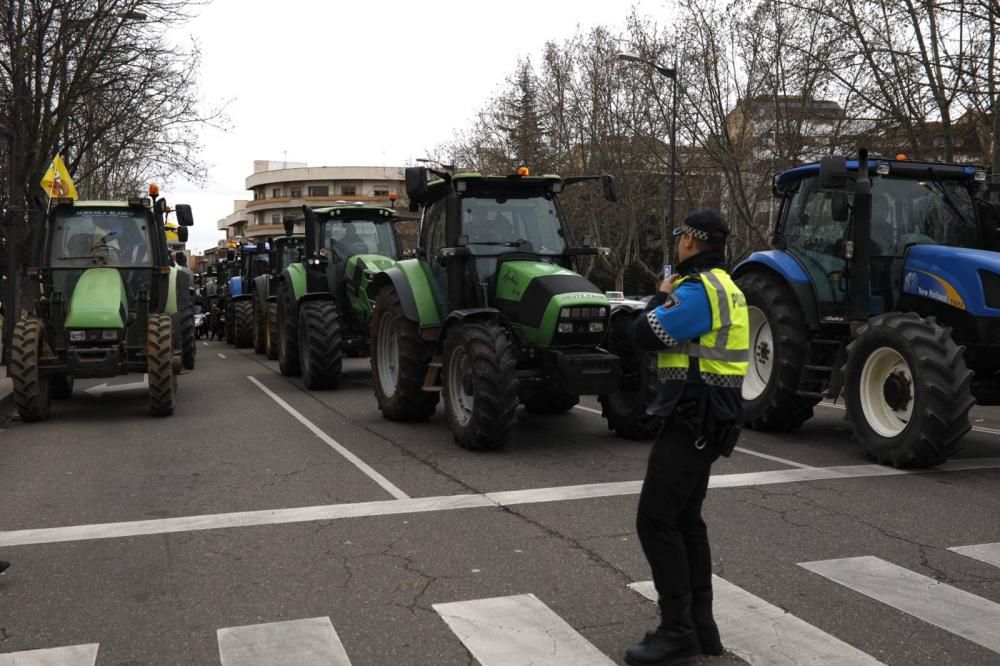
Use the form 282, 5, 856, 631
552, 306, 608, 346
980, 270, 1000, 310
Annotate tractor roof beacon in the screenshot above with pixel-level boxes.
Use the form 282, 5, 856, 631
365, 166, 623, 450
11, 193, 195, 420
274, 203, 405, 388
733, 150, 1000, 467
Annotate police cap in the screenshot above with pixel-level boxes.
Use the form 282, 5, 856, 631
672, 209, 729, 242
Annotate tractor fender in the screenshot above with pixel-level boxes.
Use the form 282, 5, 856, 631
367, 262, 442, 327
253, 274, 270, 309
284, 263, 308, 302
228, 276, 243, 299
438, 308, 506, 351
734, 252, 820, 328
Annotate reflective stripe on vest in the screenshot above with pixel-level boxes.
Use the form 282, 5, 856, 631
656, 268, 749, 386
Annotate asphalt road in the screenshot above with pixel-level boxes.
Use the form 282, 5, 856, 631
1, 340, 999, 665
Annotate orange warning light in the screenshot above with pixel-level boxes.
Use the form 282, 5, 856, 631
517, 166, 530, 176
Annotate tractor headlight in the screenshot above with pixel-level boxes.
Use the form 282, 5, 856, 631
589, 321, 605, 333
557, 322, 574, 334
101, 329, 119, 341
69, 330, 85, 342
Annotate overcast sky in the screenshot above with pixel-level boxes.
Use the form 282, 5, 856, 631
171, 0, 665, 253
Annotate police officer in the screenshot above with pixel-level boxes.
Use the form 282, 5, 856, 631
625, 209, 749, 665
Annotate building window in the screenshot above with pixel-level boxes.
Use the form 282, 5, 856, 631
291, 188, 302, 198
341, 185, 357, 196
271, 187, 282, 198
271, 214, 281, 226
308, 185, 329, 197
373, 187, 390, 196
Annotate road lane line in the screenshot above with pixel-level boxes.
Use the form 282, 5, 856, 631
247, 376, 409, 499
217, 617, 350, 666
218, 353, 226, 359
949, 542, 1000, 568
819, 402, 1000, 437
202, 341, 210, 347
434, 594, 613, 665
573, 405, 603, 415
4, 457, 1000, 547
630, 579, 882, 665
0, 644, 99, 665
801, 556, 1000, 652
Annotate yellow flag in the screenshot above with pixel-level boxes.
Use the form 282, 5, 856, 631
40, 154, 78, 199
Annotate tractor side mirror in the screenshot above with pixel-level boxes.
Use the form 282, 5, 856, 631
405, 167, 429, 203
830, 193, 850, 222
601, 175, 618, 202
176, 226, 189, 243
976, 198, 1000, 251
820, 155, 849, 189
283, 217, 295, 237
174, 203, 194, 226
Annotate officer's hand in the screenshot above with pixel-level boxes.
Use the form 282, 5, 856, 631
658, 274, 681, 294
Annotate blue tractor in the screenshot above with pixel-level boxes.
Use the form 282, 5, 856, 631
734, 150, 1000, 467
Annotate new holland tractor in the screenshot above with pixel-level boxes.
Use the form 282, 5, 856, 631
252, 222, 304, 359
734, 150, 1000, 467
274, 204, 404, 389
10, 194, 195, 419
228, 240, 270, 349
366, 167, 621, 450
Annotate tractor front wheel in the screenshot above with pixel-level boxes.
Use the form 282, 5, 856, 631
370, 288, 437, 420
298, 301, 343, 389
233, 301, 253, 348
147, 314, 176, 416
265, 301, 279, 360
844, 312, 972, 467
736, 271, 818, 431
598, 310, 660, 440
253, 301, 266, 355
10, 318, 51, 421
181, 308, 196, 370
442, 320, 519, 450
276, 284, 300, 376
224, 302, 235, 345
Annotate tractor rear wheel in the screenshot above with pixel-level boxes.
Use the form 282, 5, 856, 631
233, 300, 253, 348
370, 288, 438, 420
442, 320, 519, 450
843, 313, 972, 467
522, 392, 578, 414
599, 311, 660, 440
265, 301, 278, 360
298, 301, 343, 389
736, 271, 818, 431
277, 284, 300, 376
10, 318, 51, 421
181, 308, 196, 370
253, 301, 266, 355
50, 375, 74, 400
147, 314, 176, 416
224, 302, 235, 344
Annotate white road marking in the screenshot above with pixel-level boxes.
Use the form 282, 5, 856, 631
800, 555, 1000, 652
630, 579, 881, 665
819, 402, 1000, 436
248, 376, 409, 500
202, 341, 210, 347
573, 404, 603, 416
83, 375, 148, 397
217, 353, 226, 359
217, 617, 350, 666
0, 643, 99, 666
434, 594, 613, 665
949, 542, 1000, 568
3, 458, 999, 547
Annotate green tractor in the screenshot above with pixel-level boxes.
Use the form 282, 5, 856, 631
366, 167, 620, 450
10, 194, 194, 420
274, 204, 404, 388
252, 224, 304, 359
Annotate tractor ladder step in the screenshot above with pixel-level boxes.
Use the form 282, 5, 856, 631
423, 360, 443, 392
797, 390, 827, 399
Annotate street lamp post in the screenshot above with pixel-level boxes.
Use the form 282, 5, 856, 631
0, 121, 16, 364
615, 52, 678, 271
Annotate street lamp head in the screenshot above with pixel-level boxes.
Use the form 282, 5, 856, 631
615, 52, 645, 64
119, 10, 147, 21
615, 51, 677, 79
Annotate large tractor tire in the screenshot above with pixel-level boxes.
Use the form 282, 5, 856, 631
147, 314, 176, 416
181, 308, 196, 370
442, 320, 519, 450
843, 312, 973, 468
522, 392, 578, 414
10, 318, 51, 421
370, 288, 438, 420
599, 311, 660, 440
298, 301, 343, 390
50, 375, 74, 400
252, 301, 266, 355
233, 300, 253, 348
224, 302, 235, 345
736, 271, 818, 431
265, 301, 279, 360
276, 284, 300, 376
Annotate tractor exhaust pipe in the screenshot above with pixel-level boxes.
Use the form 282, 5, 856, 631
849, 148, 872, 333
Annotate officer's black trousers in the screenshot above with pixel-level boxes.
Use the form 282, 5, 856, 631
636, 419, 720, 603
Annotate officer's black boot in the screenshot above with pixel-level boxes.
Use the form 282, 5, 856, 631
625, 595, 700, 665
692, 589, 723, 655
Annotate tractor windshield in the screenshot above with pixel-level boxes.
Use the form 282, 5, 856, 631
49, 209, 152, 268
460, 196, 567, 255
870, 177, 978, 253
277, 240, 303, 270
322, 220, 398, 258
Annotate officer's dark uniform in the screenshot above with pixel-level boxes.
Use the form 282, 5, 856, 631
625, 210, 749, 665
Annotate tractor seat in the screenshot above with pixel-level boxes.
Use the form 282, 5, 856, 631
65, 233, 94, 257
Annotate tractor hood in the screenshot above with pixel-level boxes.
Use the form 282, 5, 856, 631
903, 245, 1000, 317
64, 268, 128, 329
494, 260, 609, 347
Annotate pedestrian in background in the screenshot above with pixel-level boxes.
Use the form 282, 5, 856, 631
624, 210, 749, 665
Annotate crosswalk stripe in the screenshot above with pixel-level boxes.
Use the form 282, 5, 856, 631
801, 555, 1000, 653
0, 644, 99, 666
949, 542, 1000, 568
433, 593, 613, 665
629, 578, 881, 665
217, 617, 351, 665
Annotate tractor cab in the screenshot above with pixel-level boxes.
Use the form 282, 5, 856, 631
269, 234, 305, 276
